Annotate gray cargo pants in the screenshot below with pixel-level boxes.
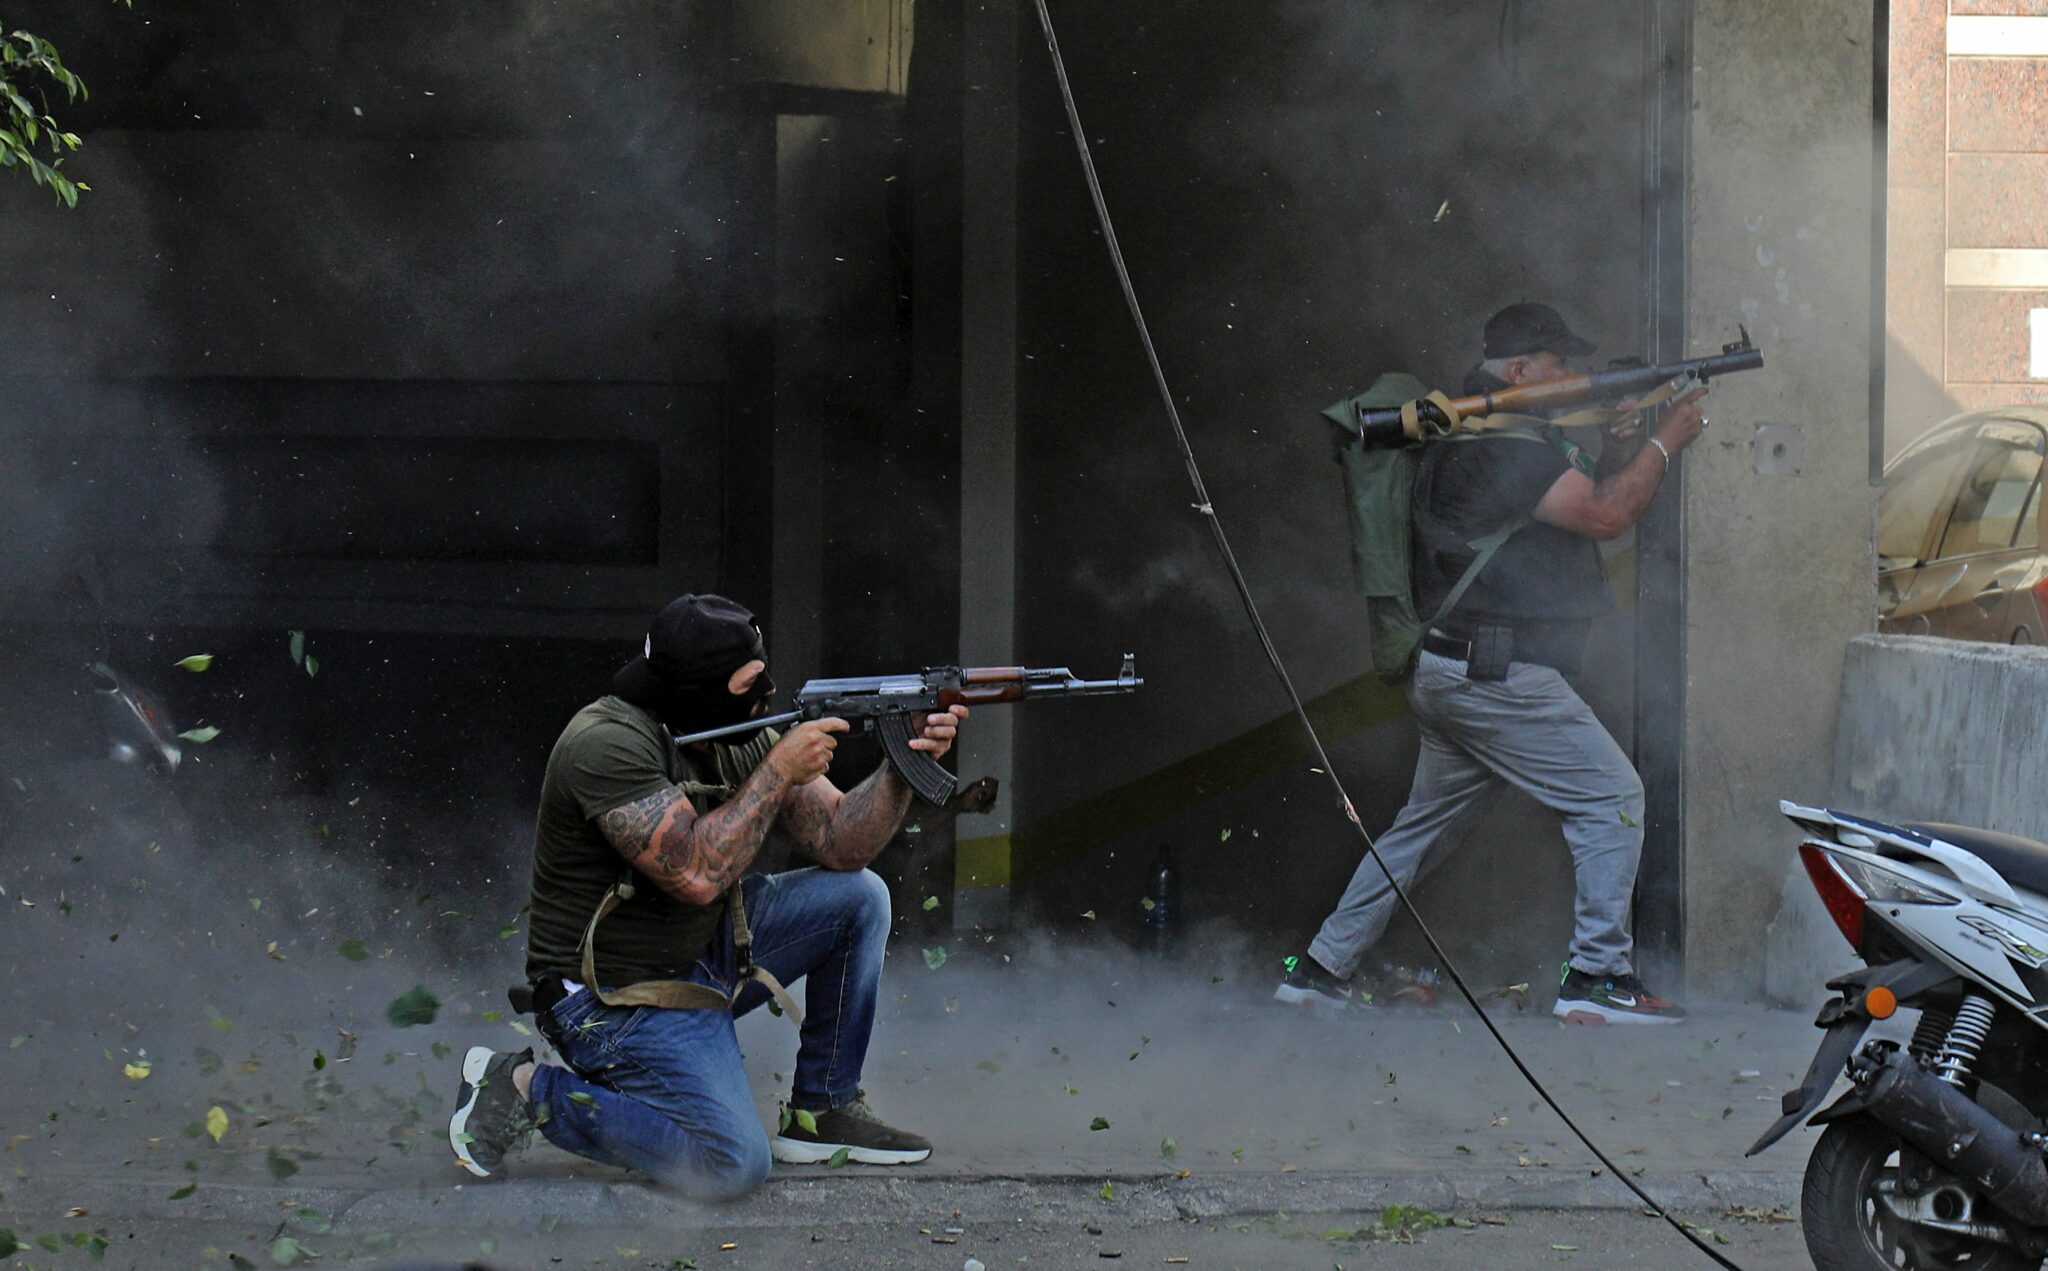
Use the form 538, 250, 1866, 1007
1308, 649, 1646, 981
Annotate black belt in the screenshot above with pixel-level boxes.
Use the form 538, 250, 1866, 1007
1421, 628, 1581, 675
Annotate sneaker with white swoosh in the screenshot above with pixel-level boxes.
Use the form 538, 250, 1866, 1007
1553, 967, 1686, 1025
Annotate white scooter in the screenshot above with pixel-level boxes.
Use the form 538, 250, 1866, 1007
1751, 801, 2048, 1269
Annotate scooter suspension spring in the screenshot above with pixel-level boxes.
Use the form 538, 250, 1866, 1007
1933, 993, 1997, 1087
1910, 1003, 1956, 1060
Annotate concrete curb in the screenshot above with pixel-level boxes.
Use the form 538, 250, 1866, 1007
6, 1169, 1799, 1232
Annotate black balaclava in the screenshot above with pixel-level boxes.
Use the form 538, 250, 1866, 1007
610, 594, 775, 735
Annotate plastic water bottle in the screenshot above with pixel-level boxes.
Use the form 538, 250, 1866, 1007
1144, 845, 1178, 953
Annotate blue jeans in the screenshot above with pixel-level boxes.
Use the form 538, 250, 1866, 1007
528, 866, 890, 1200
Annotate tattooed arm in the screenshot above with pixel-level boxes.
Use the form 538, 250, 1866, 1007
596, 719, 848, 905
780, 706, 968, 871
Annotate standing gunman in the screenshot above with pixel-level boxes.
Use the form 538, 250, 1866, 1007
448, 594, 966, 1197
1277, 303, 1705, 1025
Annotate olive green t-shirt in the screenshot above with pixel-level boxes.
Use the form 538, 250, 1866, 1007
524, 695, 780, 986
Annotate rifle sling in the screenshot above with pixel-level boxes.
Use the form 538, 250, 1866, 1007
573, 778, 803, 1025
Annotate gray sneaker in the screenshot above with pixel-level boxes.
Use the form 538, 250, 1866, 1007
448, 1046, 539, 1177
772, 1091, 932, 1165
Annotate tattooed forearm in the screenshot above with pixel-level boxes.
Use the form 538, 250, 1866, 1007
785, 762, 914, 870
596, 762, 793, 905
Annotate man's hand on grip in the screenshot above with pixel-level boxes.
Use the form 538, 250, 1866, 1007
768, 718, 849, 785
1653, 388, 1708, 455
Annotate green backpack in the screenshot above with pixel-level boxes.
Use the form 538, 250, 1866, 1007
1323, 374, 1541, 683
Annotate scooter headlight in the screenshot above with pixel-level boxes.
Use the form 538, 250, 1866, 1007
1825, 850, 1958, 906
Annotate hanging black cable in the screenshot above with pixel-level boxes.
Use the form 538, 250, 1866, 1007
1028, 4, 1745, 1267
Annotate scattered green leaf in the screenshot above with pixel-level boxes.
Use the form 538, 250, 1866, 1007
0, 1230, 17, 1259
169, 1183, 197, 1200
1099, 1180, 1114, 1201
430, 1041, 450, 1061
206, 1105, 229, 1142
826, 1146, 851, 1169
174, 654, 214, 672
1619, 810, 1638, 828
921, 895, 940, 911
205, 1004, 235, 1033
266, 1148, 299, 1181
793, 1108, 818, 1135
337, 939, 369, 962
288, 630, 305, 666
385, 986, 439, 1028
1089, 1116, 1110, 1131
974, 1059, 1000, 1074
567, 1092, 596, 1107
922, 946, 948, 970
304, 655, 319, 678
312, 1050, 326, 1071
269, 1234, 311, 1265
178, 726, 220, 744
1160, 1137, 1177, 1158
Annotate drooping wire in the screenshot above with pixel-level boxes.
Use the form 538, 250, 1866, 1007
1028, 5, 1745, 1268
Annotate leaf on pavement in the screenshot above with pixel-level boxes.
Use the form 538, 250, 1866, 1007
288, 630, 305, 667
178, 726, 221, 744
122, 1060, 151, 1080
337, 939, 369, 962
304, 655, 319, 678
385, 986, 439, 1028
205, 1106, 229, 1143
1089, 1116, 1110, 1131
826, 1146, 851, 1169
921, 947, 948, 971
266, 1148, 298, 1181
169, 1183, 196, 1200
921, 896, 939, 911
205, 1005, 235, 1034
174, 654, 214, 672
1160, 1137, 1177, 1158
269, 1234, 311, 1265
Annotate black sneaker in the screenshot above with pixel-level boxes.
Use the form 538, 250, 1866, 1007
771, 1091, 931, 1166
1272, 953, 1360, 1012
1553, 967, 1687, 1026
448, 1046, 540, 1176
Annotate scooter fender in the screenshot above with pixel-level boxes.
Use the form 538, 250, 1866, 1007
1746, 959, 1960, 1158
1747, 1012, 1869, 1157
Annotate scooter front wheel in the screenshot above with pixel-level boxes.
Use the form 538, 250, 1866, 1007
1802, 1112, 2037, 1270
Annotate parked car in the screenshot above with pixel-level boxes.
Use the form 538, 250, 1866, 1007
1879, 407, 2048, 644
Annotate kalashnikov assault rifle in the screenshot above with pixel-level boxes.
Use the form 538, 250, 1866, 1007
671, 656, 1142, 804
1342, 327, 1765, 449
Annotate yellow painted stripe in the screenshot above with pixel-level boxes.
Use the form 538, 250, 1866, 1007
954, 832, 1011, 889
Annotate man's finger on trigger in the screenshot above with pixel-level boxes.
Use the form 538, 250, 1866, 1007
950, 704, 970, 719
817, 717, 853, 734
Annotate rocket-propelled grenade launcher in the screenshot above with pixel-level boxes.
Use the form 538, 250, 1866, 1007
672, 656, 1143, 804
1346, 327, 1765, 449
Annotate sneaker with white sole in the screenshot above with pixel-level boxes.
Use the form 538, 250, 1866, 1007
771, 1091, 931, 1166
448, 1045, 540, 1177
1272, 953, 1362, 1012
1553, 967, 1687, 1025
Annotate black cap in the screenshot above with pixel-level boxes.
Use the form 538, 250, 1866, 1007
611, 594, 765, 705
1483, 302, 1597, 360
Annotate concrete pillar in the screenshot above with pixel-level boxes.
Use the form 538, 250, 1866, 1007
1682, 1, 1880, 994
952, 0, 1019, 929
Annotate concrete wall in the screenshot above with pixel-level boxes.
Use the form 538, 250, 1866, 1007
1765, 633, 2048, 1002
1684, 2, 1880, 994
